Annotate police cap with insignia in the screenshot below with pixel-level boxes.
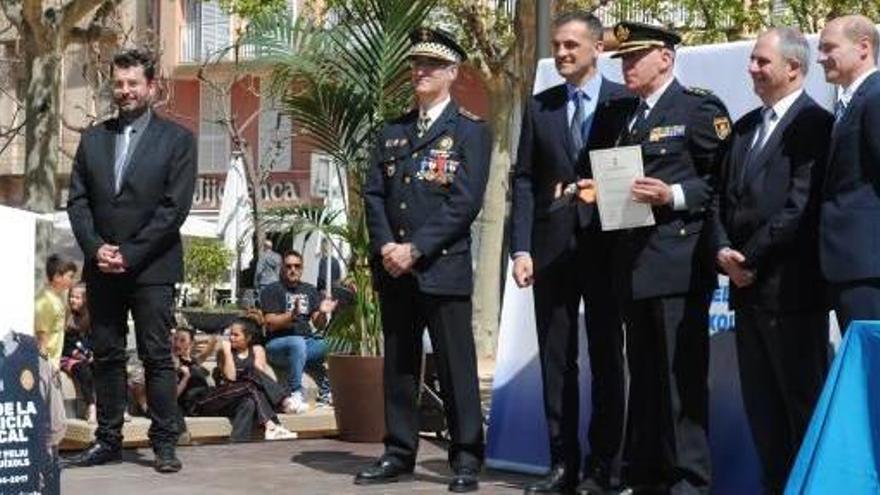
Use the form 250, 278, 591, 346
409, 27, 467, 64
611, 21, 682, 58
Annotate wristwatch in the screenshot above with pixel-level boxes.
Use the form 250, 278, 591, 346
410, 244, 422, 260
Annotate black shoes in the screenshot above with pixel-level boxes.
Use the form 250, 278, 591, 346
353, 458, 414, 485
60, 442, 122, 468
524, 464, 579, 493
153, 446, 183, 473
448, 467, 480, 493
577, 463, 613, 495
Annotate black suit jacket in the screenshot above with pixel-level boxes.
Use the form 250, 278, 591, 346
510, 78, 633, 270
717, 92, 832, 311
820, 71, 880, 283
67, 112, 197, 285
363, 102, 491, 296
615, 79, 731, 300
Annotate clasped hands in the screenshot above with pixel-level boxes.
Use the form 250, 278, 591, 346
97, 243, 127, 274
717, 247, 755, 288
381, 242, 418, 278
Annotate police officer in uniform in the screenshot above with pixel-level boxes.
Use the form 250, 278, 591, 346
609, 23, 731, 494
357, 28, 491, 493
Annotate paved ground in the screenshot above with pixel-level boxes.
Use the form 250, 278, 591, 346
61, 438, 535, 494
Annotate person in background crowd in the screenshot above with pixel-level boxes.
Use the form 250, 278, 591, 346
195, 316, 298, 441
715, 27, 832, 493
316, 238, 342, 295
817, 15, 880, 331
66, 48, 196, 472
610, 21, 732, 494
61, 282, 98, 424
261, 250, 335, 413
255, 239, 283, 299
35, 254, 78, 368
511, 11, 632, 494
358, 26, 490, 494
172, 328, 215, 438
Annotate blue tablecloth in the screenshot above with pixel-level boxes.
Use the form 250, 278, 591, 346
786, 321, 880, 494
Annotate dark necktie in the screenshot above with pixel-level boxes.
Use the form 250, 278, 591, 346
628, 100, 650, 142
833, 98, 847, 124
740, 107, 774, 187
570, 91, 585, 153
417, 112, 430, 138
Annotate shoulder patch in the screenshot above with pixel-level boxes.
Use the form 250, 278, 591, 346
684, 86, 713, 96
458, 107, 483, 121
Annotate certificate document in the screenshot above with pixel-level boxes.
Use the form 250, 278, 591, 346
589, 145, 656, 231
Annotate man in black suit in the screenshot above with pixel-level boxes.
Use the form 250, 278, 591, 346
510, 11, 632, 495
357, 28, 490, 493
817, 15, 880, 331
610, 22, 731, 493
715, 27, 831, 493
66, 49, 196, 473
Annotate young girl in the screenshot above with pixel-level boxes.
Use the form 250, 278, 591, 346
195, 316, 298, 441
172, 328, 214, 436
60, 283, 97, 423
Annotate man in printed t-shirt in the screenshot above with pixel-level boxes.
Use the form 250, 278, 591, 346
260, 250, 337, 413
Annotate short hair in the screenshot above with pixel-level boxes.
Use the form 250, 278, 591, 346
45, 254, 77, 281
770, 27, 810, 75
282, 249, 303, 262
840, 15, 880, 60
552, 11, 603, 42
112, 49, 157, 81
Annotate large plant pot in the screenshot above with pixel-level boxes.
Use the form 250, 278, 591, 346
327, 354, 385, 442
178, 308, 243, 334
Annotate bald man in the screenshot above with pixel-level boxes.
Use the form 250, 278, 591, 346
817, 16, 880, 331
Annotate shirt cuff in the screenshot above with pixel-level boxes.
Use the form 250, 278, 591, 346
671, 184, 687, 211
512, 251, 531, 259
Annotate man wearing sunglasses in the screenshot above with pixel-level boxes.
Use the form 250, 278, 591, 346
360, 27, 491, 493
261, 250, 336, 414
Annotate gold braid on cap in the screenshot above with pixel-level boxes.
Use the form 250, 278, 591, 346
409, 42, 460, 64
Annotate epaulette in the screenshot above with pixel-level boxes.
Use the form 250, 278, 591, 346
459, 107, 483, 121
684, 86, 713, 97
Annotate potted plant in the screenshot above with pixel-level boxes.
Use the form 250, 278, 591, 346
179, 237, 242, 333
243, 0, 436, 441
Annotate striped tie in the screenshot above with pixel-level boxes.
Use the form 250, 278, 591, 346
417, 113, 430, 138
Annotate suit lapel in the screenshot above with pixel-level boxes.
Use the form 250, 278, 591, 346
827, 71, 880, 180
101, 120, 121, 194
741, 94, 808, 187
629, 79, 680, 144
547, 86, 576, 164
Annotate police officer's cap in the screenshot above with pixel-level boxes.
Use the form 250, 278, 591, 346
409, 27, 467, 64
611, 22, 682, 58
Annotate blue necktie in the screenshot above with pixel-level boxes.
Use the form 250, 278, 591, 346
570, 91, 585, 153
834, 98, 847, 123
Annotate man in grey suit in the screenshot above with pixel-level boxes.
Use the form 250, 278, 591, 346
817, 15, 880, 331
66, 49, 196, 473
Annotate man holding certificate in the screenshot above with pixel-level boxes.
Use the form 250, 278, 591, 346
608, 22, 731, 494
510, 11, 634, 495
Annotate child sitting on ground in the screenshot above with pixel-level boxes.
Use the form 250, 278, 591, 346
60, 283, 97, 423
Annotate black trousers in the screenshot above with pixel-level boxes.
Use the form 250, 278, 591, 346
66, 362, 96, 405
532, 231, 625, 472
735, 307, 828, 493
622, 292, 712, 494
830, 278, 880, 333
196, 371, 284, 442
379, 277, 484, 471
89, 278, 178, 450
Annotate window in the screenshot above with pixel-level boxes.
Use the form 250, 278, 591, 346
258, 95, 292, 171
199, 84, 230, 172
181, 0, 231, 63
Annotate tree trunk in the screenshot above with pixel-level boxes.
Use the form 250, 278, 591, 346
469, 0, 537, 359
471, 76, 522, 359
22, 32, 62, 291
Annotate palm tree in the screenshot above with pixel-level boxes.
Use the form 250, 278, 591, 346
242, 0, 437, 355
